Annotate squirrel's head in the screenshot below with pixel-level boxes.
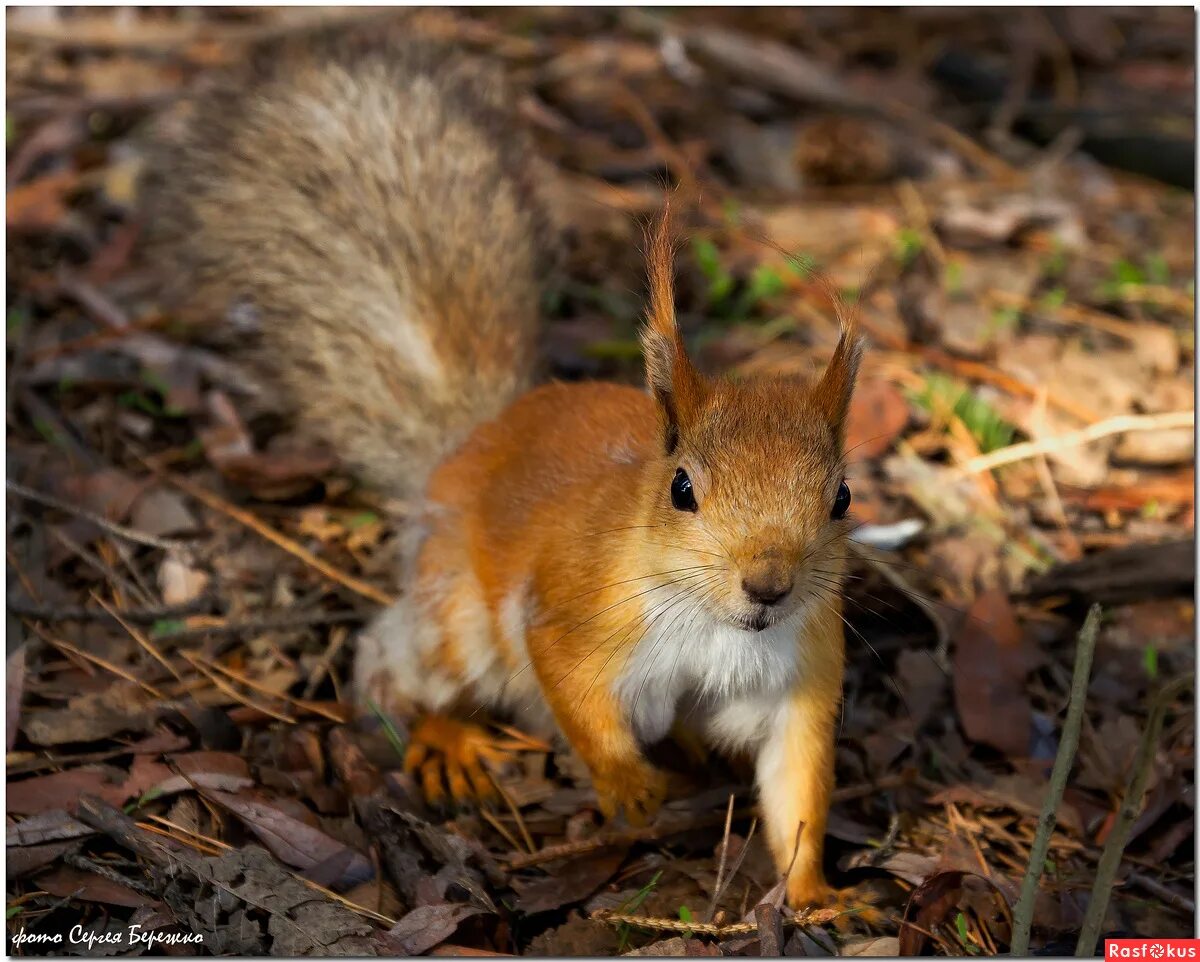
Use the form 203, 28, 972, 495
638, 205, 864, 633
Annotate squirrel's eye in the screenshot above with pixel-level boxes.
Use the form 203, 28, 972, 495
831, 480, 851, 520
671, 468, 697, 512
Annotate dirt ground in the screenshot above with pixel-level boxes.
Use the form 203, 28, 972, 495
5, 7, 1195, 957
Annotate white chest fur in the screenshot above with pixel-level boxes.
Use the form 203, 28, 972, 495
613, 592, 809, 751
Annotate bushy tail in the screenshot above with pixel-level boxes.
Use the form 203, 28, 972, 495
142, 31, 554, 497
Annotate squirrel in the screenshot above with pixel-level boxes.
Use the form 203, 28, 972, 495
145, 33, 864, 912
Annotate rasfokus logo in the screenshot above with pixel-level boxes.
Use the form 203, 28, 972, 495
1107, 941, 1200, 959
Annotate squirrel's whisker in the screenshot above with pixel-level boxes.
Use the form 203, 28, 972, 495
570, 573, 723, 714
503, 568, 718, 692
629, 578, 726, 725
628, 574, 726, 708
573, 523, 667, 540
539, 564, 719, 615
805, 584, 915, 726
556, 571, 719, 698
639, 539, 729, 561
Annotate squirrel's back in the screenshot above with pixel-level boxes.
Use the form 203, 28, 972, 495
144, 32, 554, 496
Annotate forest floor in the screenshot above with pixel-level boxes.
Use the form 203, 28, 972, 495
5, 7, 1196, 957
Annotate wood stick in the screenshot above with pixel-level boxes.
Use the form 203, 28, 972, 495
161, 471, 395, 606
962, 410, 1193, 475
6, 479, 183, 551
1010, 605, 1100, 956
1076, 673, 1195, 957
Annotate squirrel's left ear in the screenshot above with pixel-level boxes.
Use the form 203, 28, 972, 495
811, 313, 865, 440
641, 201, 705, 454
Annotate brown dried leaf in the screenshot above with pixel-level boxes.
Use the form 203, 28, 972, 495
9, 771, 115, 816
22, 683, 155, 746
526, 910, 618, 956
929, 775, 1083, 836
168, 844, 378, 956
895, 648, 947, 730
158, 551, 211, 605
383, 903, 487, 955
57, 467, 144, 523
1077, 714, 1144, 796
202, 789, 373, 889
38, 865, 157, 909
625, 936, 719, 956
937, 194, 1081, 250
7, 644, 26, 752
951, 590, 1035, 757
8, 757, 169, 815
7, 840, 81, 879
147, 751, 255, 798
7, 169, 79, 231
200, 391, 337, 499
130, 486, 199, 537
841, 936, 903, 956
898, 870, 967, 955
514, 849, 627, 913
845, 378, 909, 461
328, 727, 384, 801
7, 809, 94, 847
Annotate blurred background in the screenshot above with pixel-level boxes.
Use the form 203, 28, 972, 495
5, 7, 1195, 956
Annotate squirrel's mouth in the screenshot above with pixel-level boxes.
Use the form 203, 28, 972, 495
733, 610, 775, 632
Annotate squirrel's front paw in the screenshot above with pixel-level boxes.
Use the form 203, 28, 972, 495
788, 876, 883, 931
403, 714, 549, 810
592, 761, 667, 827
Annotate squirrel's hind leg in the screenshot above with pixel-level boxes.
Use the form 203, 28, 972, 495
352, 593, 462, 718
353, 561, 551, 809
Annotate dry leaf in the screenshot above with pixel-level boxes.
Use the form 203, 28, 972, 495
951, 590, 1036, 757
202, 789, 373, 889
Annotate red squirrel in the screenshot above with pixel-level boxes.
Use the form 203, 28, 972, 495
147, 33, 863, 911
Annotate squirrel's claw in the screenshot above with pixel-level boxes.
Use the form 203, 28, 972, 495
403, 714, 540, 811
593, 762, 667, 827
788, 881, 885, 932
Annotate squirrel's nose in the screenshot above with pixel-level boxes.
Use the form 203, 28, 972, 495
741, 574, 791, 607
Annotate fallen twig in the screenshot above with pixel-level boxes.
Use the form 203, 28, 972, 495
154, 610, 369, 643
185, 650, 343, 722
706, 794, 737, 923
93, 592, 184, 685
591, 905, 841, 938
180, 650, 295, 724
1010, 604, 1100, 956
1114, 284, 1194, 313
6, 479, 183, 552
1076, 672, 1195, 956
987, 289, 1148, 343
159, 471, 395, 606
7, 597, 211, 623
503, 774, 919, 870
504, 807, 746, 869
27, 622, 165, 698
1126, 871, 1195, 917
962, 410, 1194, 475
878, 346, 1101, 425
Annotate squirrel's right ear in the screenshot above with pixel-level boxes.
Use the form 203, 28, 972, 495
811, 305, 865, 439
641, 202, 705, 454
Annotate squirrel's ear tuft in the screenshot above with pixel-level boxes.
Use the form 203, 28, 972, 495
811, 305, 865, 440
641, 200, 704, 453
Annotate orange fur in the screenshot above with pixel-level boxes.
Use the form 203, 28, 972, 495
357, 208, 864, 909
758, 599, 844, 907
404, 715, 547, 806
